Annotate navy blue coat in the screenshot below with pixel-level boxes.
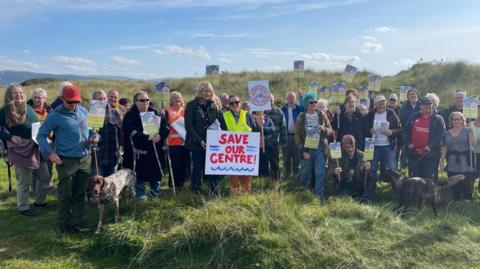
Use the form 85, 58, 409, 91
331, 111, 366, 150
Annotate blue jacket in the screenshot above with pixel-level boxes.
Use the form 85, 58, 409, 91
37, 105, 90, 158
282, 104, 304, 134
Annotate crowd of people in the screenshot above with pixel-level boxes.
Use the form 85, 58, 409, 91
0, 81, 479, 234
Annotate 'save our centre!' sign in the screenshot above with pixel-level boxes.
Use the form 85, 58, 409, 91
205, 130, 260, 176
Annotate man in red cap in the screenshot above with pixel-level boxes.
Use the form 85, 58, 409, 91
37, 84, 98, 235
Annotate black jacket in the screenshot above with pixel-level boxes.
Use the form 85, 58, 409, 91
122, 106, 168, 182
403, 112, 446, 158
184, 98, 226, 151
331, 110, 366, 150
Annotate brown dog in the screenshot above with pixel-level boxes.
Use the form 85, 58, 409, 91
87, 169, 136, 232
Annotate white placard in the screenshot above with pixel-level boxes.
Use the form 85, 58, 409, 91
205, 130, 260, 176
248, 80, 271, 112
171, 118, 186, 140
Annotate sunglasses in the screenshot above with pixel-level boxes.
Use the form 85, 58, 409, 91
66, 100, 80, 104
229, 100, 240, 105
309, 100, 317, 104
136, 99, 150, 103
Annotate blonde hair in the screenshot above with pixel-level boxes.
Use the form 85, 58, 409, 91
4, 84, 27, 128
169, 91, 184, 108
449, 111, 466, 128
195, 81, 215, 99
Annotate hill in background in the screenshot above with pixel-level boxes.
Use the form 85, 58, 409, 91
0, 61, 478, 108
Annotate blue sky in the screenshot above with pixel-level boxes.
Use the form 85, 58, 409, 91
1, 0, 480, 79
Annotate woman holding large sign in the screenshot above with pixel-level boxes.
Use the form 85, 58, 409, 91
122, 91, 168, 200
295, 92, 333, 199
185, 81, 226, 195
223, 95, 258, 194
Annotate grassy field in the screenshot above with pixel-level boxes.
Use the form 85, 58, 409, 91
1, 157, 480, 269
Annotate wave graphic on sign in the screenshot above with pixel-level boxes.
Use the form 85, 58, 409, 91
211, 166, 255, 172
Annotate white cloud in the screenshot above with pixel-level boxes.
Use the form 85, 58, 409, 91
111, 56, 140, 65
370, 26, 397, 33
301, 52, 360, 68
245, 48, 298, 58
22, 49, 31, 54
0, 55, 42, 71
162, 45, 211, 59
394, 58, 416, 67
152, 49, 165, 55
50, 56, 96, 66
361, 36, 384, 53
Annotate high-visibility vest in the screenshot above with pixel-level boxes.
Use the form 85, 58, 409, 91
223, 110, 252, 132
167, 107, 184, 146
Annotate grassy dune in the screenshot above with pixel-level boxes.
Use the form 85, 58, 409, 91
1, 61, 479, 108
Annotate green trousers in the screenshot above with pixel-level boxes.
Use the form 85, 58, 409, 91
56, 156, 91, 226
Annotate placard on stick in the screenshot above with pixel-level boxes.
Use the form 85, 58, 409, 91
463, 96, 478, 119
364, 138, 374, 161
331, 82, 346, 104
329, 142, 342, 159
341, 64, 358, 83
248, 80, 271, 112
206, 65, 220, 76
88, 100, 107, 129
140, 111, 161, 135
309, 81, 319, 94
294, 60, 305, 79
399, 85, 411, 102
155, 81, 170, 108
205, 130, 260, 176
368, 75, 381, 92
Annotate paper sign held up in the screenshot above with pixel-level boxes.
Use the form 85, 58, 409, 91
248, 80, 271, 112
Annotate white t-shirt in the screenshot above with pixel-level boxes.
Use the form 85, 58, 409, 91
373, 111, 390, 146
287, 107, 294, 134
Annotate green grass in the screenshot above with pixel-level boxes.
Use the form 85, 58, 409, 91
1, 158, 480, 269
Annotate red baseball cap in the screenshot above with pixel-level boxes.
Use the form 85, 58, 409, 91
62, 85, 81, 102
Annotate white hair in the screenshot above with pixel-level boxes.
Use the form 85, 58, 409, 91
317, 98, 329, 107
425, 93, 440, 107
453, 89, 466, 97
32, 87, 47, 98
58, 81, 73, 95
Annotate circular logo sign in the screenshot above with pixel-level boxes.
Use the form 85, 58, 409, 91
249, 85, 270, 106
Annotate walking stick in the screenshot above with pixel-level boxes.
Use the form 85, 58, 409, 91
152, 140, 168, 195
6, 160, 12, 192
166, 145, 176, 196
363, 167, 368, 194
90, 128, 100, 176
129, 130, 138, 173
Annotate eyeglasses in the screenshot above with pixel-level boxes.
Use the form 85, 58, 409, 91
66, 100, 80, 104
451, 118, 462, 122
229, 100, 240, 105
309, 100, 317, 104
136, 99, 150, 103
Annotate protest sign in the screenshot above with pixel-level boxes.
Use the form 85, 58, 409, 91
319, 86, 329, 99
309, 81, 319, 94
331, 82, 346, 104
294, 60, 305, 79
364, 138, 374, 161
206, 65, 220, 76
358, 85, 369, 100
155, 81, 170, 108
31, 122, 41, 144
304, 126, 320, 149
88, 100, 107, 129
341, 64, 358, 83
248, 80, 271, 111
329, 142, 342, 159
399, 85, 411, 102
368, 75, 381, 92
205, 130, 260, 176
463, 96, 478, 119
171, 118, 186, 140
140, 111, 161, 135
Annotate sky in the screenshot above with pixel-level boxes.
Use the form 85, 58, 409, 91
1, 0, 480, 79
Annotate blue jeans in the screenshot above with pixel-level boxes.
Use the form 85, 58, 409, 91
365, 145, 397, 200
191, 150, 220, 194
408, 153, 440, 181
299, 148, 326, 198
136, 180, 160, 198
